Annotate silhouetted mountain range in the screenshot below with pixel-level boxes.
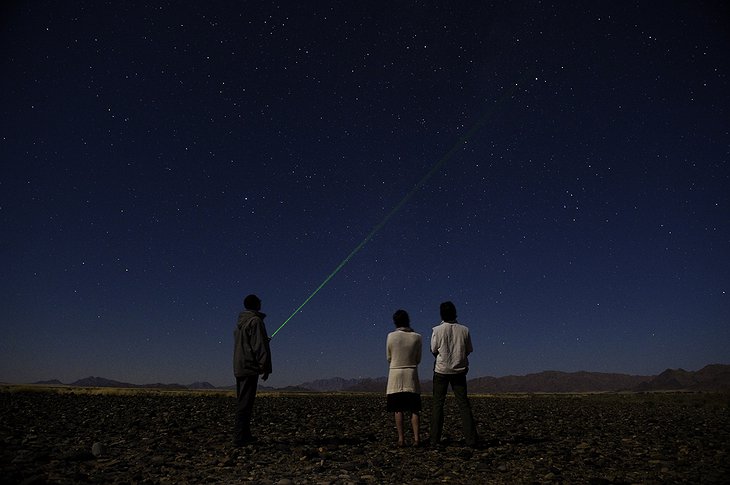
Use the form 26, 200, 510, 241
297, 377, 386, 392
31, 364, 730, 392
34, 376, 215, 390
633, 364, 730, 392
469, 370, 650, 393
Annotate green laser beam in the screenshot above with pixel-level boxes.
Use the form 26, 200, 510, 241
271, 80, 526, 338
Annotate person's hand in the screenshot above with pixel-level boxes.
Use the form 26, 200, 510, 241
262, 373, 269, 381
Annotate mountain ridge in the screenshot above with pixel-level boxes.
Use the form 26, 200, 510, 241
29, 364, 730, 393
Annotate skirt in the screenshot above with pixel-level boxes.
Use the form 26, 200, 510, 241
386, 392, 422, 413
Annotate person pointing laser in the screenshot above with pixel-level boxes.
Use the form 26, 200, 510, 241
232, 294, 272, 447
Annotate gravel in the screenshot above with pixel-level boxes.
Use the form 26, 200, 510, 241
1, 390, 728, 484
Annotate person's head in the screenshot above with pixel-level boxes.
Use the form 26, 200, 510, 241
440, 301, 457, 322
392, 309, 410, 328
244, 294, 262, 311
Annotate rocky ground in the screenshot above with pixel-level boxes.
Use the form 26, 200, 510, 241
1, 389, 728, 484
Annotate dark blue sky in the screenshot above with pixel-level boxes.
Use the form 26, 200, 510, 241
2, 2, 728, 387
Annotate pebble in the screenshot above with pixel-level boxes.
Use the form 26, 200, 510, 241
0, 391, 728, 484
91, 442, 105, 457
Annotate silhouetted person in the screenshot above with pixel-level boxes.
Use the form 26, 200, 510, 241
232, 294, 272, 446
430, 301, 477, 448
386, 309, 422, 447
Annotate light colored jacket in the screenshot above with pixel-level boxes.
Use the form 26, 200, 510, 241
430, 321, 472, 374
386, 327, 422, 394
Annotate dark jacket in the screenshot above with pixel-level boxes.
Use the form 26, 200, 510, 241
233, 310, 272, 377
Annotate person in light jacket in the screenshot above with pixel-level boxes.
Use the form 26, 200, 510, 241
430, 300, 477, 448
232, 294, 272, 446
386, 309, 422, 447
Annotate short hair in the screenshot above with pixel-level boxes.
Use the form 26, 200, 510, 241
244, 294, 262, 310
440, 301, 457, 322
392, 309, 410, 328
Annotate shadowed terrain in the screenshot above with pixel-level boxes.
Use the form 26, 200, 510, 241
1, 388, 728, 483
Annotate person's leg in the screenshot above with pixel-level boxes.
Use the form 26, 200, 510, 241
394, 411, 405, 446
451, 372, 477, 446
233, 375, 259, 444
430, 373, 448, 446
411, 412, 420, 446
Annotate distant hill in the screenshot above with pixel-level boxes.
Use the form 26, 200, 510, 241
33, 379, 64, 385
342, 377, 388, 392
69, 376, 199, 390
469, 370, 651, 393
474, 364, 729, 393
71, 376, 136, 388
298, 377, 368, 392
187, 381, 217, 390
29, 364, 730, 393
635, 364, 730, 392
303, 364, 730, 393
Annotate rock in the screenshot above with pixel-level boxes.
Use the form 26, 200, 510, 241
1, 390, 728, 484
476, 462, 491, 471
458, 449, 473, 459
91, 441, 105, 457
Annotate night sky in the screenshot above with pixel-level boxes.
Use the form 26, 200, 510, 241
2, 2, 728, 388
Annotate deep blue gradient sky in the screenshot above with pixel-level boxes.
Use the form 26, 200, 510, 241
2, 2, 728, 387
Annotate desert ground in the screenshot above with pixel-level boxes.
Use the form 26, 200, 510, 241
1, 387, 728, 484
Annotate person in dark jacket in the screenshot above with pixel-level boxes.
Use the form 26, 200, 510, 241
232, 294, 272, 446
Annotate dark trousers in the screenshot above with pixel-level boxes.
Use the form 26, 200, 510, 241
431, 372, 477, 446
234, 375, 259, 443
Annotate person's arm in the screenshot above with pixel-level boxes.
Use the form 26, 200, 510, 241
415, 335, 422, 364
250, 318, 272, 378
430, 328, 439, 356
386, 334, 392, 363
465, 329, 473, 355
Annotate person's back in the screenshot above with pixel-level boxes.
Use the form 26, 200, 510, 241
430, 321, 472, 374
232, 294, 272, 447
430, 301, 477, 448
234, 309, 272, 378
387, 329, 422, 369
385, 309, 423, 447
